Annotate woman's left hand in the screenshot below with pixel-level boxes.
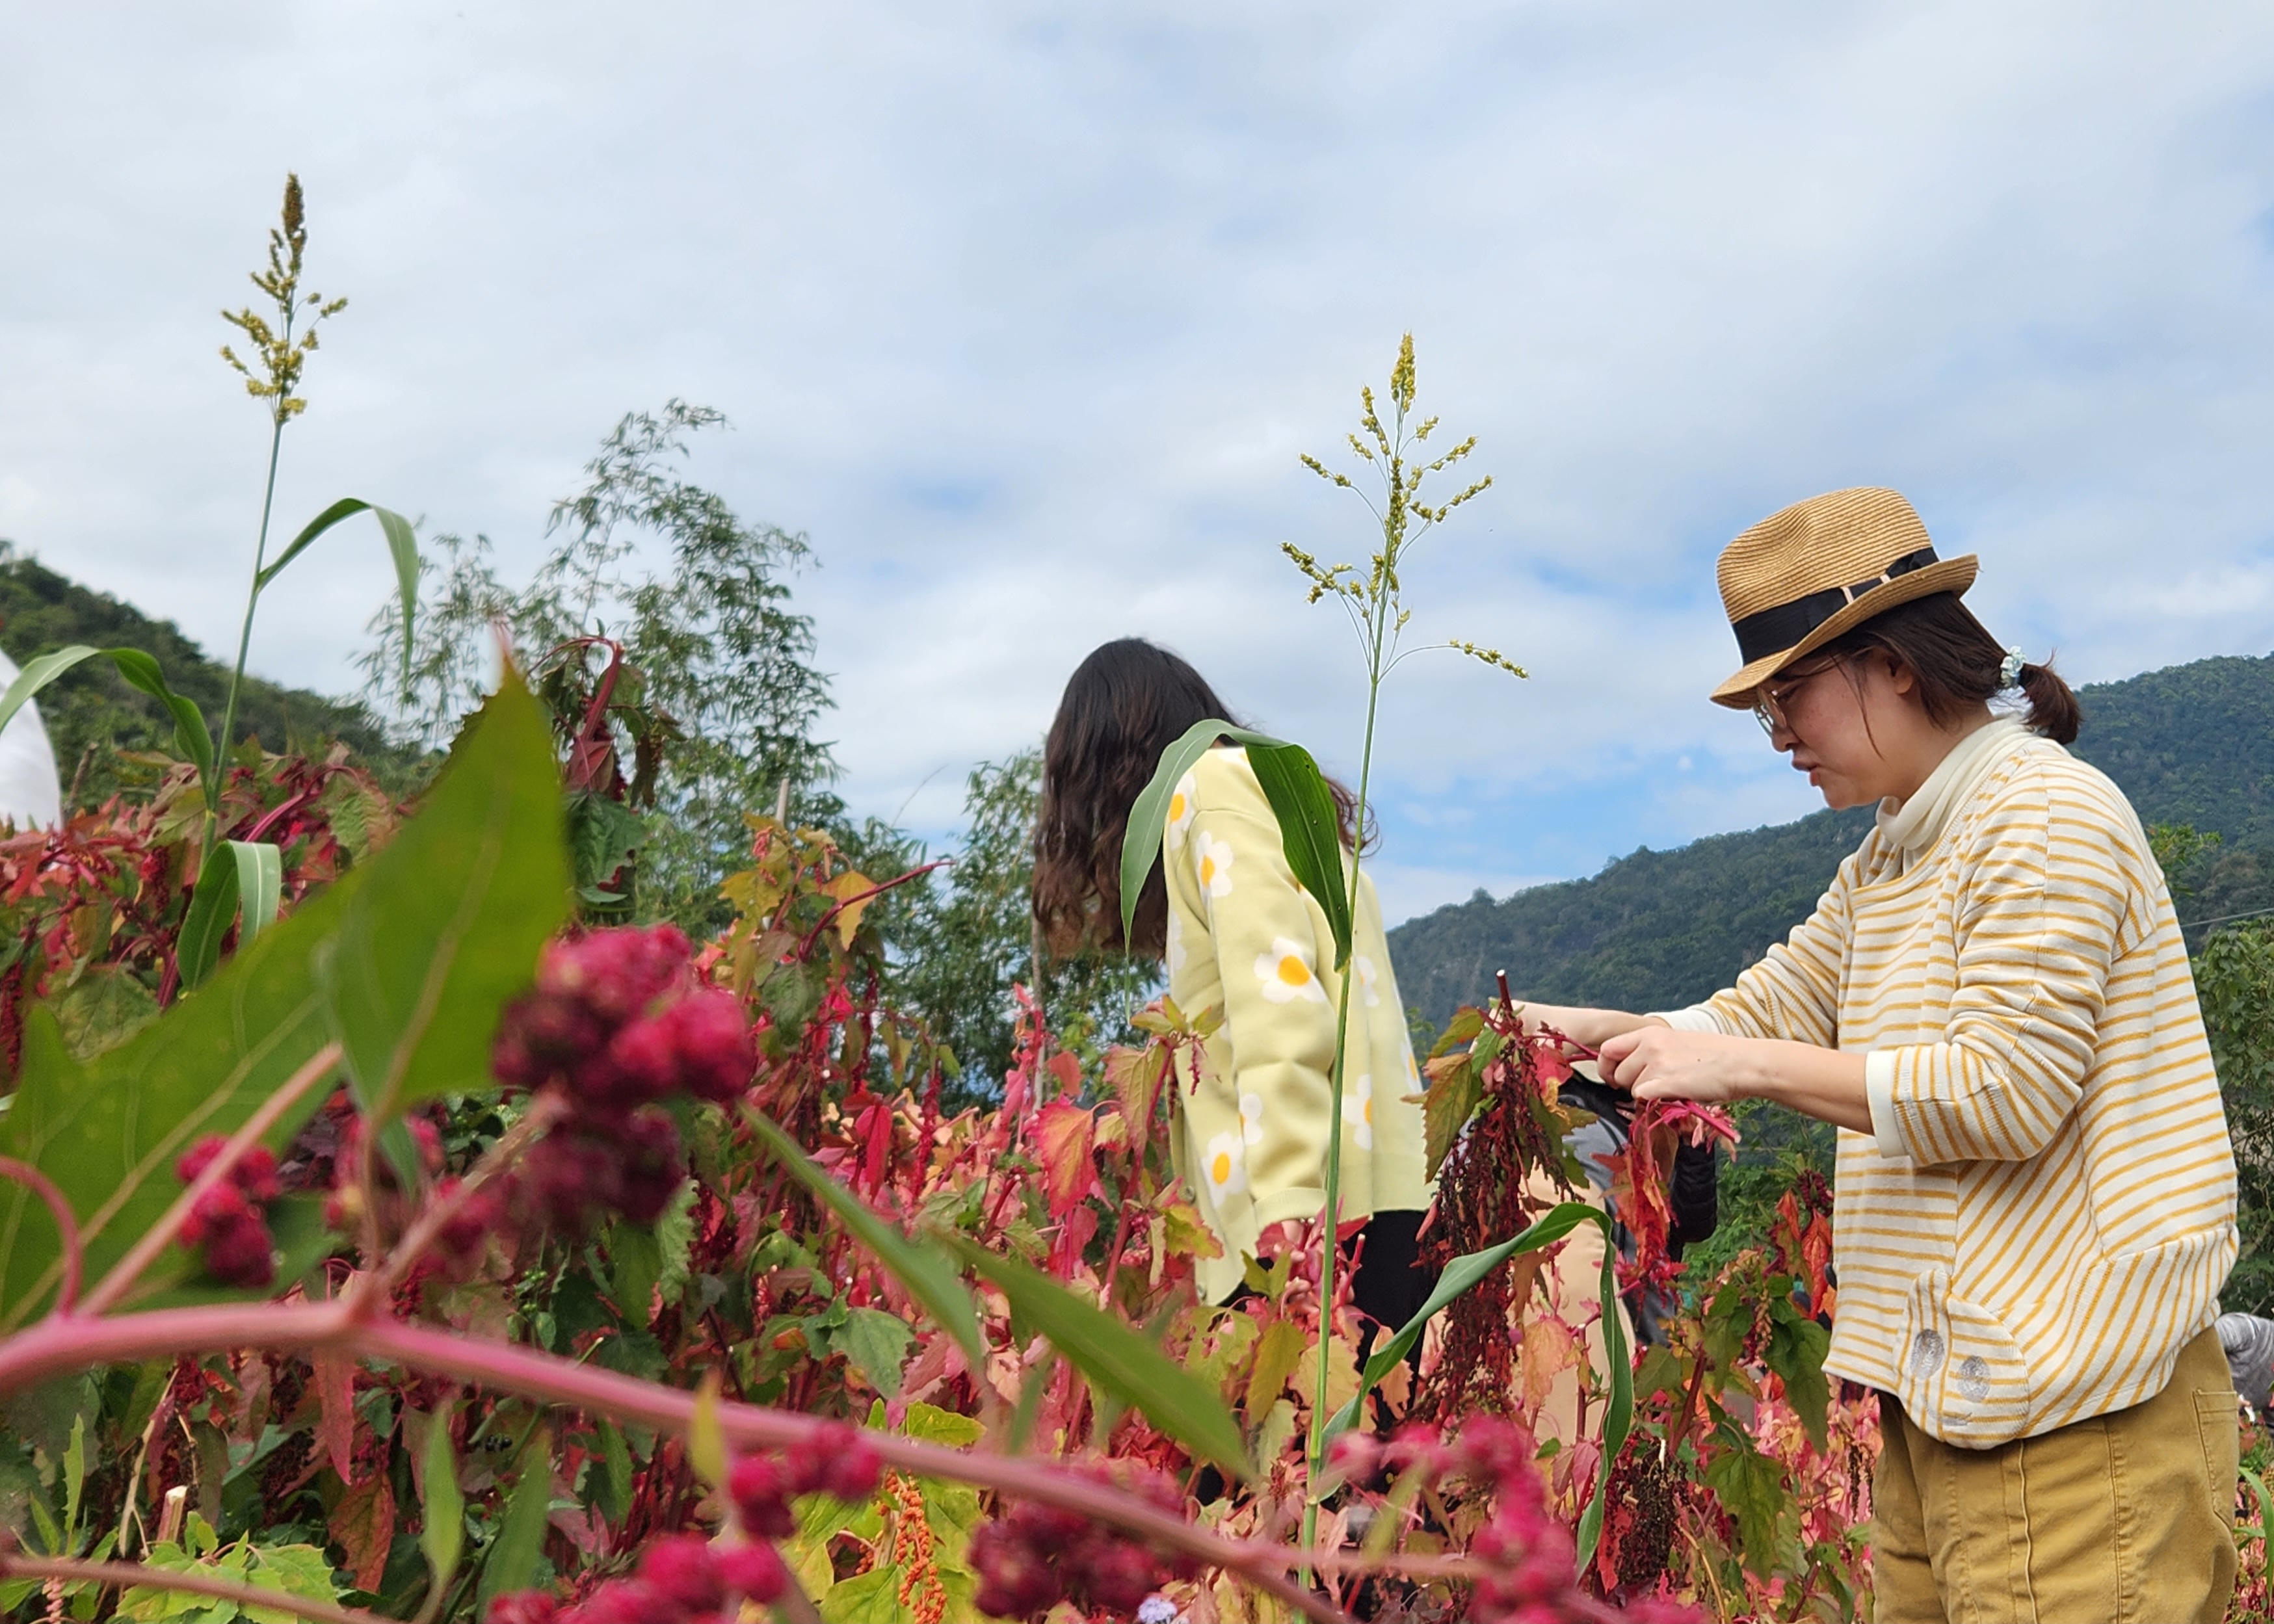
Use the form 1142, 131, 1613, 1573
1596, 1025, 1767, 1105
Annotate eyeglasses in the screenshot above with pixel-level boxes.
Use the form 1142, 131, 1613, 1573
1751, 658, 1842, 737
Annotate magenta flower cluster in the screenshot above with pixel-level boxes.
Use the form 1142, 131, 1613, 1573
492, 924, 756, 1228
174, 1138, 283, 1289
966, 1462, 1198, 1621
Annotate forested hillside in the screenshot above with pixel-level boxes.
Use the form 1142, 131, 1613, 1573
0, 542, 417, 805
1390, 651, 2274, 1025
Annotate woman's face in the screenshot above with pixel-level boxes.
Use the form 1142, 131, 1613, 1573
1757, 653, 1914, 809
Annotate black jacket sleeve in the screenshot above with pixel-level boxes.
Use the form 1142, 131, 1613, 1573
1666, 1140, 1721, 1259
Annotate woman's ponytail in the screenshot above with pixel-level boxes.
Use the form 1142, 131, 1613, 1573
1819, 592, 2084, 744
2016, 660, 2080, 745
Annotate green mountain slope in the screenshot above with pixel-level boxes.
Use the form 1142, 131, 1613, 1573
0, 542, 416, 807
1390, 651, 2274, 1025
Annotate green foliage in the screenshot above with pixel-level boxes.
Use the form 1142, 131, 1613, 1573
0, 544, 412, 810
882, 750, 1157, 1097
359, 402, 838, 935
2195, 917, 2274, 1313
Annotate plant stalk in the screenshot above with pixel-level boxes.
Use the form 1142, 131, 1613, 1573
204, 336, 293, 866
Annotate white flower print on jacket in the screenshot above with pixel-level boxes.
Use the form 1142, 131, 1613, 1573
1355, 954, 1382, 1008
1239, 1091, 1267, 1146
1342, 1072, 1375, 1149
1193, 829, 1236, 900
1166, 772, 1199, 847
1203, 1129, 1248, 1198
1254, 936, 1329, 1003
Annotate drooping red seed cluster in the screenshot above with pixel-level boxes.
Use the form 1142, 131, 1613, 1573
174, 1137, 283, 1289
728, 1424, 884, 1535
966, 1462, 1198, 1621
486, 1534, 787, 1624
1334, 1419, 1704, 1624
490, 924, 757, 1231
484, 1429, 883, 1624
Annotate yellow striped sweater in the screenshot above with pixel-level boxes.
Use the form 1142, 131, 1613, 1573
1672, 720, 2237, 1447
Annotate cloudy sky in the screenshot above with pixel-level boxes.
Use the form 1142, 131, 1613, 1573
5, 3, 2273, 923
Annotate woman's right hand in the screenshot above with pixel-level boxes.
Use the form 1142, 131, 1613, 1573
1507, 1002, 1661, 1051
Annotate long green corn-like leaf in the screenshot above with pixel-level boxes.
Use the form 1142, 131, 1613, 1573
319, 669, 570, 1125
0, 647, 213, 779
420, 1401, 466, 1597
231, 840, 283, 947
747, 1112, 984, 1369
1318, 1201, 1631, 1571
1118, 718, 1354, 968
949, 1237, 1252, 1480
176, 845, 243, 993
255, 499, 420, 685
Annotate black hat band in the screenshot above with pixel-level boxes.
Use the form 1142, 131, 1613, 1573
1730, 546, 1940, 666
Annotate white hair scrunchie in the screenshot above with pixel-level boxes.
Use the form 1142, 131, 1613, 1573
1999, 648, 2026, 690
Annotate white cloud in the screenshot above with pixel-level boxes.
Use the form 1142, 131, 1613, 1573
3, 1, 2273, 920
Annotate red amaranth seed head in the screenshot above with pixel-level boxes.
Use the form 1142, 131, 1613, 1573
634, 1534, 724, 1613
485, 1594, 560, 1624
535, 923, 691, 1023
712, 1542, 786, 1603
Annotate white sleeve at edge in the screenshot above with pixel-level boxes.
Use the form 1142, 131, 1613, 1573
1649, 1006, 1723, 1034
1864, 1049, 1907, 1160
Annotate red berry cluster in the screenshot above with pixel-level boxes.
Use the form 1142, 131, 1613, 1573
1335, 1421, 1702, 1624
488, 1534, 786, 1624
491, 924, 757, 1230
966, 1463, 1198, 1621
484, 1430, 883, 1624
174, 1137, 282, 1289
728, 1424, 884, 1536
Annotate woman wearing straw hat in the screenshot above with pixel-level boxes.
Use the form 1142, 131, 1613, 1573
1517, 488, 2241, 1623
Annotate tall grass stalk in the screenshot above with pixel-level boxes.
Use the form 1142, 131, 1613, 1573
1284, 334, 1520, 1554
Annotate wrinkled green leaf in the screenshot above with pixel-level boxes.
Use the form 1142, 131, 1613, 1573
256, 499, 421, 685
747, 1111, 984, 1369
1765, 1297, 1832, 1452
1118, 718, 1354, 967
1703, 1430, 1793, 1578
832, 1307, 916, 1397
1419, 1054, 1483, 1179
421, 1402, 465, 1599
949, 1237, 1250, 1480
321, 669, 570, 1124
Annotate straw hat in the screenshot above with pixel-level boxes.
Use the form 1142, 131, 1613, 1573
1709, 487, 1977, 707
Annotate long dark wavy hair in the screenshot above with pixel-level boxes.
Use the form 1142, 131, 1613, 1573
1033, 639, 1364, 958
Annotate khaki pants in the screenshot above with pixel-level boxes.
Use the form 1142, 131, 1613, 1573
1871, 1324, 2240, 1623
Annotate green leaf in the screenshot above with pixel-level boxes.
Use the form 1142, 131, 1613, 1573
319, 669, 570, 1124
476, 1428, 553, 1614
176, 845, 241, 993
747, 1112, 984, 1370
1118, 718, 1353, 967
947, 1237, 1251, 1480
0, 646, 213, 779
832, 1308, 916, 1398
604, 1220, 663, 1326
594, 1420, 633, 1523
1765, 1298, 1832, 1453
1241, 736, 1355, 970
1702, 1430, 1793, 1578
0, 866, 359, 1326
1419, 1054, 1483, 1179
817, 1567, 905, 1623
256, 499, 421, 685
178, 841, 285, 993
420, 1402, 465, 1599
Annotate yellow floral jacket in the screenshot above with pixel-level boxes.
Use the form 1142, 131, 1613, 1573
1162, 746, 1432, 1303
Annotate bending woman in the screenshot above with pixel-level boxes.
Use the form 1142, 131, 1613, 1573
1033, 639, 1434, 1341
1521, 489, 2240, 1623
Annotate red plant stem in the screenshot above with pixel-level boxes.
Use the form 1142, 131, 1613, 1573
0, 1301, 1350, 1624
74, 1041, 342, 1319
0, 1157, 83, 1314
0, 1555, 387, 1624
242, 776, 330, 847
793, 860, 947, 961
